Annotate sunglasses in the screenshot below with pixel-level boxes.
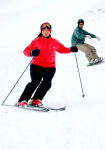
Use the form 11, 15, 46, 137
41, 23, 51, 29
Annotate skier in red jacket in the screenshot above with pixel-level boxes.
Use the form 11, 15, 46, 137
17, 22, 78, 107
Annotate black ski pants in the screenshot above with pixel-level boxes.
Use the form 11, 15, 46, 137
18, 65, 56, 102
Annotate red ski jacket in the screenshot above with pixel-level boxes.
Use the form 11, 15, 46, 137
23, 36, 70, 68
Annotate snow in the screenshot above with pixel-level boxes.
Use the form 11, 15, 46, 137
0, 0, 105, 150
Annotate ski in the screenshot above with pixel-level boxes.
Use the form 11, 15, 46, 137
47, 106, 66, 111
3, 104, 66, 112
27, 104, 66, 111
3, 104, 49, 112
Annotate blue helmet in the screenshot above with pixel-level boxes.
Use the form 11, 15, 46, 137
77, 19, 84, 24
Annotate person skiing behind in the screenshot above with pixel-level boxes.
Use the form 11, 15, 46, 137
71, 19, 102, 65
17, 22, 78, 107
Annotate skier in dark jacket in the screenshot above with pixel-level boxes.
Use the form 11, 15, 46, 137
71, 19, 102, 65
17, 22, 78, 107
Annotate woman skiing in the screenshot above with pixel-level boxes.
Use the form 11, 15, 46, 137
17, 22, 78, 107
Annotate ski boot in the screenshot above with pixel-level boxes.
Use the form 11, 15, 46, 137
31, 98, 43, 107
17, 100, 27, 107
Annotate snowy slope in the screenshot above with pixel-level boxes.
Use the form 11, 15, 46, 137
0, 1, 105, 150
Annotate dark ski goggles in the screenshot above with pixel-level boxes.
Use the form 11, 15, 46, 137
41, 23, 51, 29
41, 26, 51, 29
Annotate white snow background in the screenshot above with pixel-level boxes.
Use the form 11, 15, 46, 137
0, 0, 105, 150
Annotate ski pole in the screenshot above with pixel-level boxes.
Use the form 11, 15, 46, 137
1, 57, 34, 105
75, 54, 85, 98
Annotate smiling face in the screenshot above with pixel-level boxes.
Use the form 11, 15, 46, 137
40, 22, 51, 38
78, 24, 84, 29
78, 22, 84, 29
42, 28, 51, 38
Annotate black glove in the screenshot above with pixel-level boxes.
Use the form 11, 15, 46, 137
30, 49, 40, 56
70, 46, 78, 52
